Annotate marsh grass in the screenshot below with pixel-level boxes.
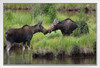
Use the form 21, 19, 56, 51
33, 31, 96, 54
4, 4, 96, 54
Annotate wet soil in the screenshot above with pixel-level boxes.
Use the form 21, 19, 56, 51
4, 43, 96, 64
4, 6, 96, 14
4, 42, 96, 59
32, 44, 96, 59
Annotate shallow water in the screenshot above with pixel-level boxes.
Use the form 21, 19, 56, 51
4, 47, 96, 65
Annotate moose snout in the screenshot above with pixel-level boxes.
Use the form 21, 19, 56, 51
48, 30, 52, 33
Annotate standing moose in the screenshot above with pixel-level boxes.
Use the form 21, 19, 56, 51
5, 21, 47, 63
48, 18, 78, 36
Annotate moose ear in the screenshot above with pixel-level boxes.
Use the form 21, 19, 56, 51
53, 18, 57, 23
40, 21, 42, 25
53, 18, 58, 25
58, 20, 60, 22
38, 21, 40, 24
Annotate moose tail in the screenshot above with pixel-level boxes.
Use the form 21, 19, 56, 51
5, 32, 8, 38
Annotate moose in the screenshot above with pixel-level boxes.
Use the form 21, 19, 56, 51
5, 21, 47, 63
48, 18, 78, 36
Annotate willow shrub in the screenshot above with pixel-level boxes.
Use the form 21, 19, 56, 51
72, 21, 89, 37
34, 4, 57, 23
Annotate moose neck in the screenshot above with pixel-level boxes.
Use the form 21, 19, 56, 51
31, 26, 39, 34
31, 25, 47, 34
54, 23, 62, 30
42, 27, 48, 34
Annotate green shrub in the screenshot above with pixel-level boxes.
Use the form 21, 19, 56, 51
34, 4, 57, 23
42, 4, 51, 15
72, 28, 81, 37
47, 31, 62, 39
72, 5, 90, 37
72, 21, 89, 37
48, 4, 57, 23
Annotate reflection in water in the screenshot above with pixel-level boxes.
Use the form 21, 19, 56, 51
4, 47, 96, 64
32, 56, 96, 64
4, 46, 31, 64
6, 51, 10, 64
28, 50, 31, 64
22, 51, 25, 64
4, 48, 96, 64
22, 51, 31, 64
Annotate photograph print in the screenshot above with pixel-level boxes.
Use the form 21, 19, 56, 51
4, 3, 96, 64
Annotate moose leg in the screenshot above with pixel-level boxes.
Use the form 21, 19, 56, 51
62, 31, 70, 36
61, 31, 66, 37
28, 45, 31, 64
22, 44, 25, 54
27, 41, 31, 63
6, 40, 12, 64
27, 40, 31, 52
22, 43, 26, 56
22, 43, 26, 63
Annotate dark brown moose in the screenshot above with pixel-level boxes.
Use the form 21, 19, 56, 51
48, 18, 78, 36
5, 21, 47, 63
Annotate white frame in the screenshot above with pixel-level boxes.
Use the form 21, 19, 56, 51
0, 0, 100, 68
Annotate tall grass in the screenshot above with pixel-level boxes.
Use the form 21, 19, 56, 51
33, 31, 96, 53
33, 4, 57, 23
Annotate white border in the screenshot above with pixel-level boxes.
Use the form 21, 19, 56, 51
0, 0, 99, 3
0, 0, 100, 68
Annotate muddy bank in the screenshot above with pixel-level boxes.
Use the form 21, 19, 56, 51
4, 42, 96, 64
57, 7, 96, 13
4, 42, 96, 58
32, 44, 96, 59
4, 6, 96, 13
57, 5, 96, 13
69, 45, 95, 57
32, 49, 54, 60
4, 7, 31, 11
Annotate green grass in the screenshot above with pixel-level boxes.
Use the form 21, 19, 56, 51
4, 4, 96, 55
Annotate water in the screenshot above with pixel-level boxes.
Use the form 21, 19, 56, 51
4, 47, 96, 65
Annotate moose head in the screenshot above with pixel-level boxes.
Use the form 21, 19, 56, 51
47, 18, 78, 36
34, 21, 43, 32
33, 21, 48, 34
48, 18, 60, 33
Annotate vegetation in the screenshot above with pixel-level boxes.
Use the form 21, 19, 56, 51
33, 4, 57, 23
4, 4, 96, 55
4, 3, 96, 10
